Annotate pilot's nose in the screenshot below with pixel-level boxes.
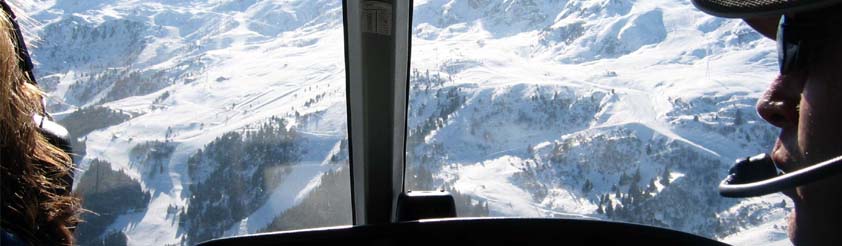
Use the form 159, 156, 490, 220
755, 74, 804, 128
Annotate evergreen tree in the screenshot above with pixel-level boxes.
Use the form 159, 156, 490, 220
632, 168, 642, 184
734, 109, 744, 125
581, 179, 593, 194
645, 178, 657, 197
605, 200, 614, 218
660, 166, 670, 186
619, 172, 630, 185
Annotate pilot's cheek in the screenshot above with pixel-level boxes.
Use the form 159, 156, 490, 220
785, 43, 842, 245
797, 53, 842, 165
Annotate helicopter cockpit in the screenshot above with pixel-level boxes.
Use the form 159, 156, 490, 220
203, 1, 721, 244
6, 0, 842, 245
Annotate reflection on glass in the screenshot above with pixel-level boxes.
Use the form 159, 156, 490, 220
406, 1, 785, 244
25, 0, 350, 245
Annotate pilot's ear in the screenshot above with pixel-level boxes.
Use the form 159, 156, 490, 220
743, 15, 781, 40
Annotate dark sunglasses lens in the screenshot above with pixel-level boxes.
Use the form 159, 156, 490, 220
777, 17, 787, 73
778, 41, 800, 74
778, 33, 785, 72
777, 16, 801, 75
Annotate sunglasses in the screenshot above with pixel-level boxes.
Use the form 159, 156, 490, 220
776, 12, 842, 75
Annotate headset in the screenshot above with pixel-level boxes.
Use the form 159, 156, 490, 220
719, 153, 842, 197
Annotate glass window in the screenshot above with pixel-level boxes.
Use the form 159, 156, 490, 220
406, 1, 786, 244
24, 0, 351, 245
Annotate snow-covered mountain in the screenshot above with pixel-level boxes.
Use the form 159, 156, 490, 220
16, 0, 792, 245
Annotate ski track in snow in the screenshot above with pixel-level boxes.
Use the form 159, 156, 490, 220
447, 156, 594, 219
224, 139, 344, 236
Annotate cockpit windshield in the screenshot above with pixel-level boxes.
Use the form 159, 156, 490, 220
21, 0, 350, 245
15, 0, 789, 245
405, 0, 786, 244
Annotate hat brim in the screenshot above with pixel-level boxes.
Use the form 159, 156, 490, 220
691, 0, 842, 18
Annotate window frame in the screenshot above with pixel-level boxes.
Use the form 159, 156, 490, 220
343, 0, 414, 225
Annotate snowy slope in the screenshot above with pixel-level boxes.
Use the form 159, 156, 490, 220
24, 0, 349, 245
405, 0, 787, 243
18, 0, 792, 245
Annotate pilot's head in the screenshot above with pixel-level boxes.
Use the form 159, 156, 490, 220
691, 0, 842, 244
1, 2, 80, 245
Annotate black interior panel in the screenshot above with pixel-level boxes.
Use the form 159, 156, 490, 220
198, 218, 727, 246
